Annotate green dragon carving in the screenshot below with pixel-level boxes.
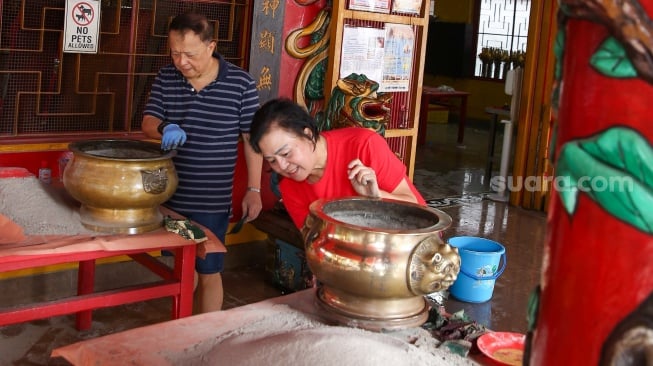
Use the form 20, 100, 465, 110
317, 73, 393, 136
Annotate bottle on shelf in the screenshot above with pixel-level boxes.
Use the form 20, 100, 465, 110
38, 160, 52, 184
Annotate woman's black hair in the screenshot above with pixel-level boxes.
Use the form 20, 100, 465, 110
249, 98, 320, 153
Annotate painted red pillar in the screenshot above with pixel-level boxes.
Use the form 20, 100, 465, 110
529, 1, 653, 364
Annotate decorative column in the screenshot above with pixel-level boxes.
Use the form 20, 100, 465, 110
527, 1, 653, 365
249, 0, 328, 105
248, 0, 288, 104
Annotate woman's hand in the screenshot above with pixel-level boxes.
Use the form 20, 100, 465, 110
347, 159, 380, 198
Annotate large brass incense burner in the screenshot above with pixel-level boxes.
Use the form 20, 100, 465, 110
63, 139, 177, 234
302, 197, 460, 331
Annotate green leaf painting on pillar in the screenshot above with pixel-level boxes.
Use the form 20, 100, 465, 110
590, 37, 638, 78
554, 28, 565, 81
556, 126, 653, 233
551, 28, 566, 113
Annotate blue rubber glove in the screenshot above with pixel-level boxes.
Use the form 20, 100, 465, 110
161, 124, 187, 150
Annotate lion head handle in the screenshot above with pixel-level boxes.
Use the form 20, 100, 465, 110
408, 235, 461, 295
317, 73, 392, 135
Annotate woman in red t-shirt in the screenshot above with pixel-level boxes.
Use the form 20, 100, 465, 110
248, 98, 425, 229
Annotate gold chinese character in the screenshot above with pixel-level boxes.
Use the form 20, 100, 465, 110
259, 30, 275, 54
257, 66, 272, 90
261, 0, 280, 18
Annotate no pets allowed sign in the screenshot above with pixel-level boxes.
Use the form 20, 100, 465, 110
63, 0, 100, 53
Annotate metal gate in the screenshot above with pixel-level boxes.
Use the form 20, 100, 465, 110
0, 0, 252, 140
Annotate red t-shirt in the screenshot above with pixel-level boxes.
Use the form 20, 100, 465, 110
279, 127, 426, 229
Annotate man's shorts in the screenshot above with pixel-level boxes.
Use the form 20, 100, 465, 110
165, 211, 230, 275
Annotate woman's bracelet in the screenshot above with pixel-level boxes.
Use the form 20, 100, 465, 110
246, 187, 261, 193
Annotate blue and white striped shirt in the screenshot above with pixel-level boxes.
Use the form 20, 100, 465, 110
144, 54, 259, 214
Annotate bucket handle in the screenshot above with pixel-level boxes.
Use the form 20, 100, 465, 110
459, 252, 507, 280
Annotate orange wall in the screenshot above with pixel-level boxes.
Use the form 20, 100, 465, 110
434, 0, 473, 23
424, 0, 513, 121
423, 74, 511, 121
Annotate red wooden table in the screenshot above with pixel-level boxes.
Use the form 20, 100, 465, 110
418, 87, 471, 145
0, 227, 202, 331
0, 229, 197, 330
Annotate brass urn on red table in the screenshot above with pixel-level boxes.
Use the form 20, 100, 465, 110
63, 139, 178, 234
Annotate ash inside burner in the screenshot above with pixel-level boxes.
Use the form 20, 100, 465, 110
84, 148, 161, 159
327, 211, 435, 230
319, 199, 443, 231
69, 139, 173, 161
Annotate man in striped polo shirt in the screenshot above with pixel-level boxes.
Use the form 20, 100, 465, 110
142, 12, 262, 313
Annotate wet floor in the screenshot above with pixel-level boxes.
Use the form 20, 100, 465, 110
0, 121, 547, 365
415, 122, 545, 334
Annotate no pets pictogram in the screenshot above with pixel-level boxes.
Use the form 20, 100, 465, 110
72, 2, 94, 26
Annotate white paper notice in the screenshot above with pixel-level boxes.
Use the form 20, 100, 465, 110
339, 26, 385, 84
380, 23, 415, 92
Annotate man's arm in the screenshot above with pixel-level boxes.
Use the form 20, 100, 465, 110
142, 114, 164, 139
241, 132, 263, 222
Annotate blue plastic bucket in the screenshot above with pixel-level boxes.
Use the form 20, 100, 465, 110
447, 236, 507, 303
